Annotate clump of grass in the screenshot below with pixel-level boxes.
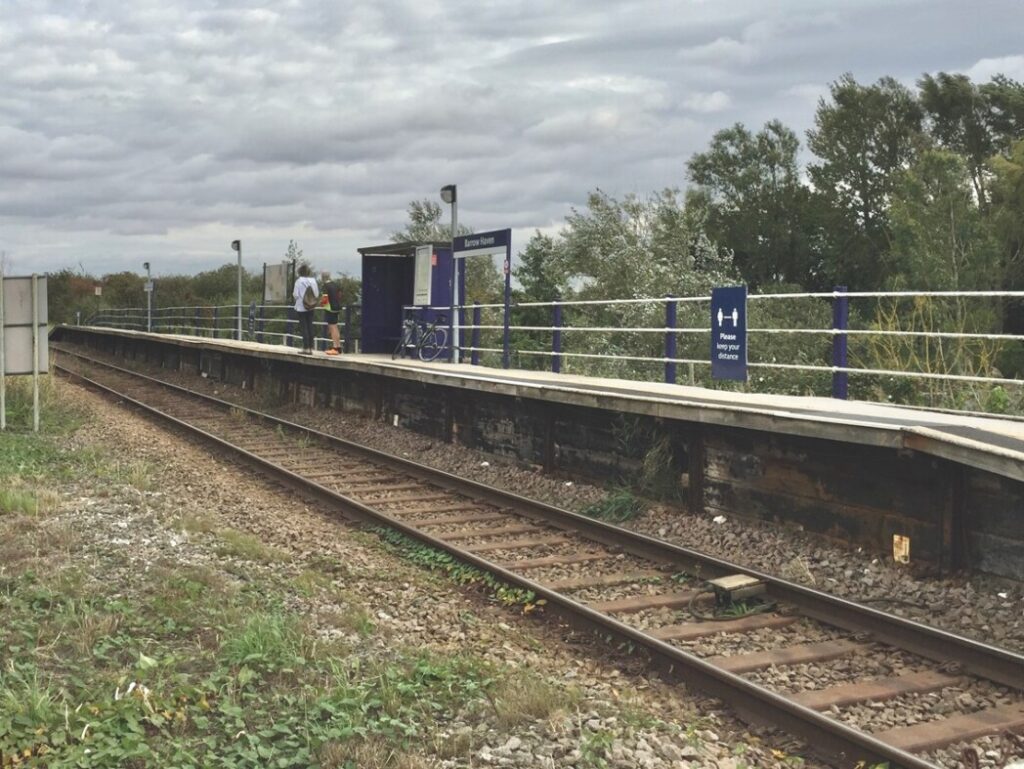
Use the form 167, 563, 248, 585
323, 605, 375, 637
1, 377, 89, 434
115, 460, 156, 492
490, 671, 579, 728
228, 406, 249, 423
172, 513, 217, 535
220, 611, 308, 672
60, 600, 122, 656
0, 488, 40, 516
215, 528, 291, 563
319, 737, 429, 769
581, 488, 644, 523
0, 662, 60, 731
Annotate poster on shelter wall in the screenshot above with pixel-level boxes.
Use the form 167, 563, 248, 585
1, 276, 49, 375
413, 245, 433, 306
264, 263, 289, 304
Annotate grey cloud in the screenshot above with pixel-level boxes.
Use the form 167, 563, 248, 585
0, 0, 1021, 275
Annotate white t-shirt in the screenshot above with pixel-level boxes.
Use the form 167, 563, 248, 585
293, 276, 319, 313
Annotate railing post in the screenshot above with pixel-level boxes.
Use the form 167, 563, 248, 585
471, 303, 481, 366
502, 296, 511, 370
552, 299, 562, 374
665, 295, 677, 384
343, 305, 353, 353
286, 309, 295, 347
213, 306, 219, 339
194, 307, 200, 336
832, 285, 849, 399
257, 305, 265, 343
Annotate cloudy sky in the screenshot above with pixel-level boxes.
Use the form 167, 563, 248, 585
1, 0, 1022, 279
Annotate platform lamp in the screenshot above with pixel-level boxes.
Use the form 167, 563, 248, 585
440, 184, 458, 363
143, 262, 152, 333
231, 240, 242, 341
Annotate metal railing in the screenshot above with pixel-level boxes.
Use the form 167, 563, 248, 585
86, 289, 1024, 412
87, 303, 362, 353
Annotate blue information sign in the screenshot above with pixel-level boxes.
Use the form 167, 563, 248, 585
711, 285, 747, 381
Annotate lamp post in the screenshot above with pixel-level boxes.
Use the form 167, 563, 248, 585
440, 184, 458, 363
143, 262, 152, 332
231, 240, 242, 341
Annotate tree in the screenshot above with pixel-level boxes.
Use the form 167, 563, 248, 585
687, 120, 817, 288
889, 149, 1000, 290
918, 73, 1024, 210
391, 198, 501, 306
807, 74, 924, 288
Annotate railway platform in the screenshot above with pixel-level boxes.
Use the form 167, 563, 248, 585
51, 325, 1024, 580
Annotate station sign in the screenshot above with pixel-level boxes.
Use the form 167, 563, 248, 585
453, 229, 511, 258
710, 285, 747, 381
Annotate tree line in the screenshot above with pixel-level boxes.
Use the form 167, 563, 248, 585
41, 70, 1024, 408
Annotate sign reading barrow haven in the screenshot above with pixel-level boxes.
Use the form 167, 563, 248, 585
453, 228, 511, 258
710, 285, 747, 381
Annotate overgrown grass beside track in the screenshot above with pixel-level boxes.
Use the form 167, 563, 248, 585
0, 379, 582, 768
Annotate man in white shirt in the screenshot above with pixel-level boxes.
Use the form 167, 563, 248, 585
292, 264, 319, 355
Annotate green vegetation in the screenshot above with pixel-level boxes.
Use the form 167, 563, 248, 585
373, 528, 544, 612
581, 488, 644, 523
0, 381, 567, 769
0, 565, 501, 768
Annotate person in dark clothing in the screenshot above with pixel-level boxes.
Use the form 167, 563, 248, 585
320, 271, 343, 355
292, 264, 318, 355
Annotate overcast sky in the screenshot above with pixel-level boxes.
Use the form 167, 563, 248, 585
1, 0, 1022, 279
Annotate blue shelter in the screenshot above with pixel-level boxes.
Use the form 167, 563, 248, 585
358, 241, 464, 354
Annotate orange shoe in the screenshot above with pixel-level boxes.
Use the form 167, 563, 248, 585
325, 348, 341, 356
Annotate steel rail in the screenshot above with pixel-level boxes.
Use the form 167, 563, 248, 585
53, 346, 1024, 687
54, 350, 1023, 767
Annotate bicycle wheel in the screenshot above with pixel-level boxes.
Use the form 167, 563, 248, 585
418, 327, 447, 361
393, 326, 413, 359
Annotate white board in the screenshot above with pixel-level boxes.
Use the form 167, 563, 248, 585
413, 245, 433, 306
264, 263, 289, 303
1, 276, 48, 375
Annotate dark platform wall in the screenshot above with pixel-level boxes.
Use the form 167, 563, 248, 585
53, 328, 1024, 581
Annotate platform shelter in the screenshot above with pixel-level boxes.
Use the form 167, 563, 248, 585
358, 241, 465, 354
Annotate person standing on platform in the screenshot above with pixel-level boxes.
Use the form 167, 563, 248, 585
293, 265, 319, 355
320, 271, 343, 355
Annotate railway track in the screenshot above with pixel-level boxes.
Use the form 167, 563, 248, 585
54, 347, 1024, 769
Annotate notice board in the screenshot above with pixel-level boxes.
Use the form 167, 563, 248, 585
2, 276, 48, 375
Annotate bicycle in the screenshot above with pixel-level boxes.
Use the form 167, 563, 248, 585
392, 313, 449, 361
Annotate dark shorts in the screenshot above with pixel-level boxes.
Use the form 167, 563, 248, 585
324, 311, 339, 324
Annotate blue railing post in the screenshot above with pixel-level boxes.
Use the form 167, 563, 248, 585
665, 295, 677, 384
502, 298, 511, 370
832, 285, 849, 399
471, 303, 481, 366
552, 299, 562, 374
257, 305, 265, 343
343, 305, 353, 353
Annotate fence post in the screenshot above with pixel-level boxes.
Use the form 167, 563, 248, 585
193, 307, 200, 336
502, 294, 511, 370
343, 305, 353, 353
832, 285, 849, 399
257, 305, 265, 343
552, 299, 562, 374
213, 307, 219, 339
665, 295, 677, 384
286, 309, 295, 347
471, 303, 481, 366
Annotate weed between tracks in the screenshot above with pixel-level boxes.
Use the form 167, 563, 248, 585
372, 527, 546, 612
